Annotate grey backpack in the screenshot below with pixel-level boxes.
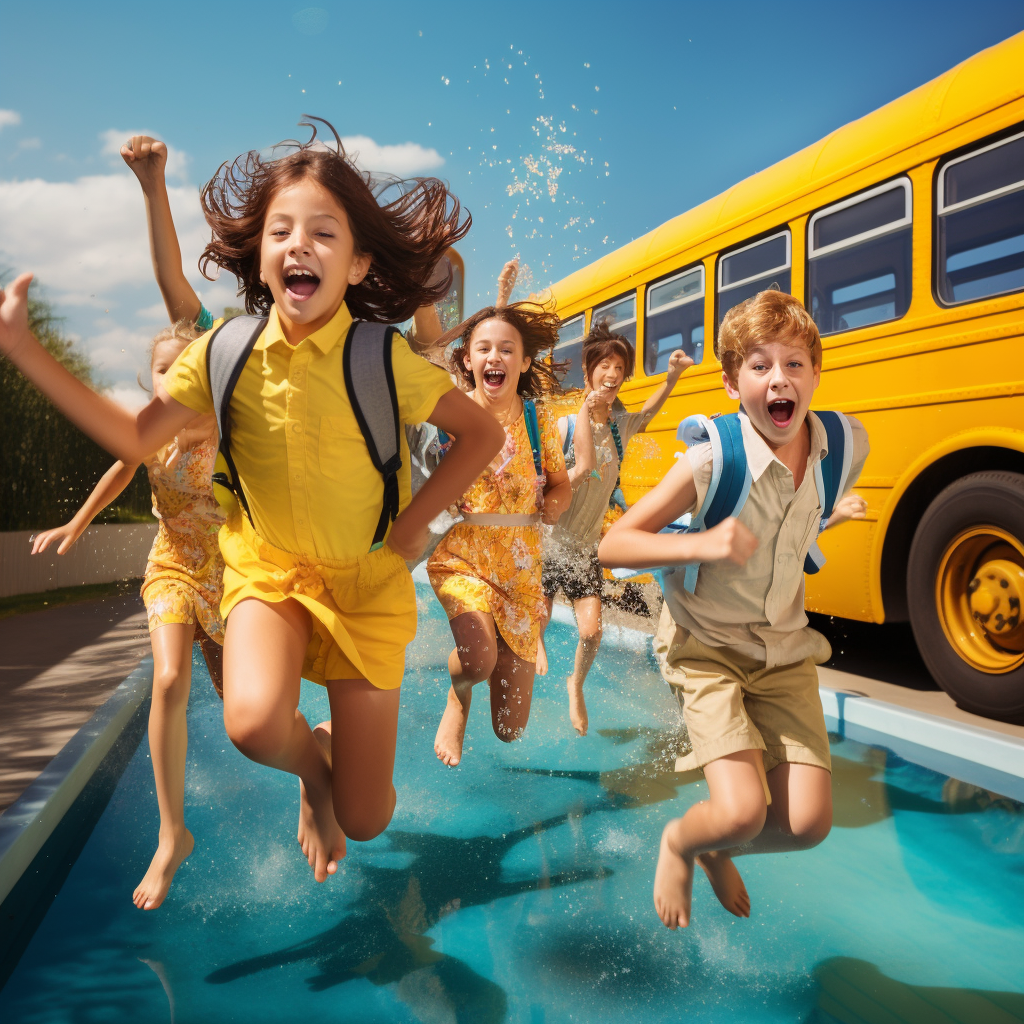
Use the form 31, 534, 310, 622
206, 315, 402, 551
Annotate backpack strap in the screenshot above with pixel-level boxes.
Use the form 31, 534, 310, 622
804, 410, 853, 574
562, 413, 577, 458
342, 322, 402, 551
522, 398, 544, 477
674, 413, 751, 593
206, 314, 268, 520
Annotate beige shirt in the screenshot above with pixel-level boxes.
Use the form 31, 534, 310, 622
550, 408, 651, 549
662, 411, 869, 668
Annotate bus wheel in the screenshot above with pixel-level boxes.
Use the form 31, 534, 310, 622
907, 471, 1024, 719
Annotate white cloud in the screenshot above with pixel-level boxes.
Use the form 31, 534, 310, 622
105, 382, 151, 411
0, 110, 20, 131
340, 135, 444, 175
99, 128, 190, 182
0, 173, 208, 306
17, 137, 41, 151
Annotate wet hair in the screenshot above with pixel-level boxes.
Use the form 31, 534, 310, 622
199, 117, 471, 323
138, 321, 197, 393
440, 303, 566, 397
716, 289, 821, 384
582, 320, 635, 385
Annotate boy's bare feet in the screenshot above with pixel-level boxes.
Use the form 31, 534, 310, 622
536, 636, 548, 676
434, 685, 471, 766
697, 849, 750, 918
297, 721, 346, 882
133, 828, 194, 910
567, 675, 588, 736
653, 819, 694, 929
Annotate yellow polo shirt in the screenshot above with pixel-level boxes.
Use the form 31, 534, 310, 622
163, 301, 453, 563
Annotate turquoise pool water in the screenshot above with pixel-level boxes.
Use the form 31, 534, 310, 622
1, 584, 1023, 1023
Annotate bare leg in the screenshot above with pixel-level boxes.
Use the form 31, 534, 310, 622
567, 595, 602, 736
195, 622, 224, 698
134, 622, 196, 910
325, 678, 401, 840
434, 611, 498, 766
733, 762, 833, 855
653, 750, 766, 929
222, 597, 345, 882
536, 596, 553, 676
488, 634, 536, 742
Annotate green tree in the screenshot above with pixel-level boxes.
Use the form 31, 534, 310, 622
0, 281, 153, 531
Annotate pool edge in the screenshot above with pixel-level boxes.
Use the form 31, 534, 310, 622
0, 658, 153, 907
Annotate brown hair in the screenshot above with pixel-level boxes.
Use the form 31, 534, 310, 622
716, 289, 821, 383
582, 320, 635, 385
198, 117, 471, 323
440, 303, 566, 397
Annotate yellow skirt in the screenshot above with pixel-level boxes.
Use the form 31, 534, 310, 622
219, 514, 415, 689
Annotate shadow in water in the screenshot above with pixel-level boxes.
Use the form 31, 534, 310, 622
807, 956, 1024, 1024
206, 807, 612, 1024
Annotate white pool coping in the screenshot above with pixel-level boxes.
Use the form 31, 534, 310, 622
0, 658, 152, 908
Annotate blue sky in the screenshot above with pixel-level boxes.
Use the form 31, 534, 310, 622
1, 1, 1022, 404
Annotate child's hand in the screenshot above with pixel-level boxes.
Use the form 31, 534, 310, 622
665, 350, 694, 383
496, 258, 519, 307
584, 387, 615, 415
700, 517, 758, 567
386, 516, 430, 562
0, 272, 33, 358
827, 492, 867, 528
31, 522, 85, 556
121, 135, 168, 192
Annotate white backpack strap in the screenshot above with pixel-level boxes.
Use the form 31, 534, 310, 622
805, 411, 854, 575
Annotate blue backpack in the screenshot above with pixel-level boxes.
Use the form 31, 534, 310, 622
612, 411, 853, 591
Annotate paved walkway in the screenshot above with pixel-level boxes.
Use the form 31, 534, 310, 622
0, 593, 150, 814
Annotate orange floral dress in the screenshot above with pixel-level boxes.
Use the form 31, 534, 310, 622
427, 404, 565, 661
140, 438, 226, 642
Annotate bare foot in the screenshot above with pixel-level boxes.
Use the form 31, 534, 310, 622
434, 685, 471, 766
536, 637, 548, 676
133, 828, 194, 910
567, 675, 588, 736
697, 849, 750, 918
297, 721, 346, 882
653, 819, 694, 929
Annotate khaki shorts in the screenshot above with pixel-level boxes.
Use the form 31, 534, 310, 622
655, 607, 831, 802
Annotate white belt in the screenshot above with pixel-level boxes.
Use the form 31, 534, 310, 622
460, 512, 541, 527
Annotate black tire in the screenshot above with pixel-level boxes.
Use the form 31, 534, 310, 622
907, 471, 1024, 719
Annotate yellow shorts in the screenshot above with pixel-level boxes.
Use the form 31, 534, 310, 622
141, 574, 225, 643
218, 514, 415, 689
655, 607, 831, 800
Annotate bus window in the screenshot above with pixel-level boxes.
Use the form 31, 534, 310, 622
644, 265, 705, 374
808, 178, 912, 335
553, 313, 586, 389
717, 230, 791, 328
592, 293, 637, 347
936, 128, 1024, 305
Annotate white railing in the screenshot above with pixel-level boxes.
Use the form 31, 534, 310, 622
0, 524, 158, 599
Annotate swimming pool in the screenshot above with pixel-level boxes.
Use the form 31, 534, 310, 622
1, 584, 1022, 1023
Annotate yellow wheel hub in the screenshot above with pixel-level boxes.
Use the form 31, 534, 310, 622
936, 527, 1024, 674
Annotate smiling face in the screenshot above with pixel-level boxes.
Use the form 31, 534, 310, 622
723, 336, 820, 450
463, 318, 531, 405
587, 354, 627, 399
259, 176, 371, 342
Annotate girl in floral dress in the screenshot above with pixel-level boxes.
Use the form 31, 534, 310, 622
429, 304, 572, 766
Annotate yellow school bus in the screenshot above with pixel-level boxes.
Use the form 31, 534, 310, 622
545, 32, 1024, 718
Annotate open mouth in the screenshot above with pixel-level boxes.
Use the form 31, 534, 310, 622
482, 368, 507, 389
768, 399, 796, 427
283, 267, 320, 302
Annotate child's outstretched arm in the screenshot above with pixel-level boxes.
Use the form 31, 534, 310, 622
31, 460, 140, 555
1, 274, 196, 464
386, 389, 505, 560
496, 258, 519, 307
121, 135, 203, 325
563, 391, 604, 489
639, 349, 694, 428
541, 469, 571, 525
598, 455, 757, 570
825, 491, 867, 528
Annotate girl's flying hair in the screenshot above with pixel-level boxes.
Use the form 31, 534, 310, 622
441, 303, 566, 397
199, 117, 472, 323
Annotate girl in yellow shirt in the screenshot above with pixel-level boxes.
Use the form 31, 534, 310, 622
429, 303, 572, 766
0, 119, 504, 887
